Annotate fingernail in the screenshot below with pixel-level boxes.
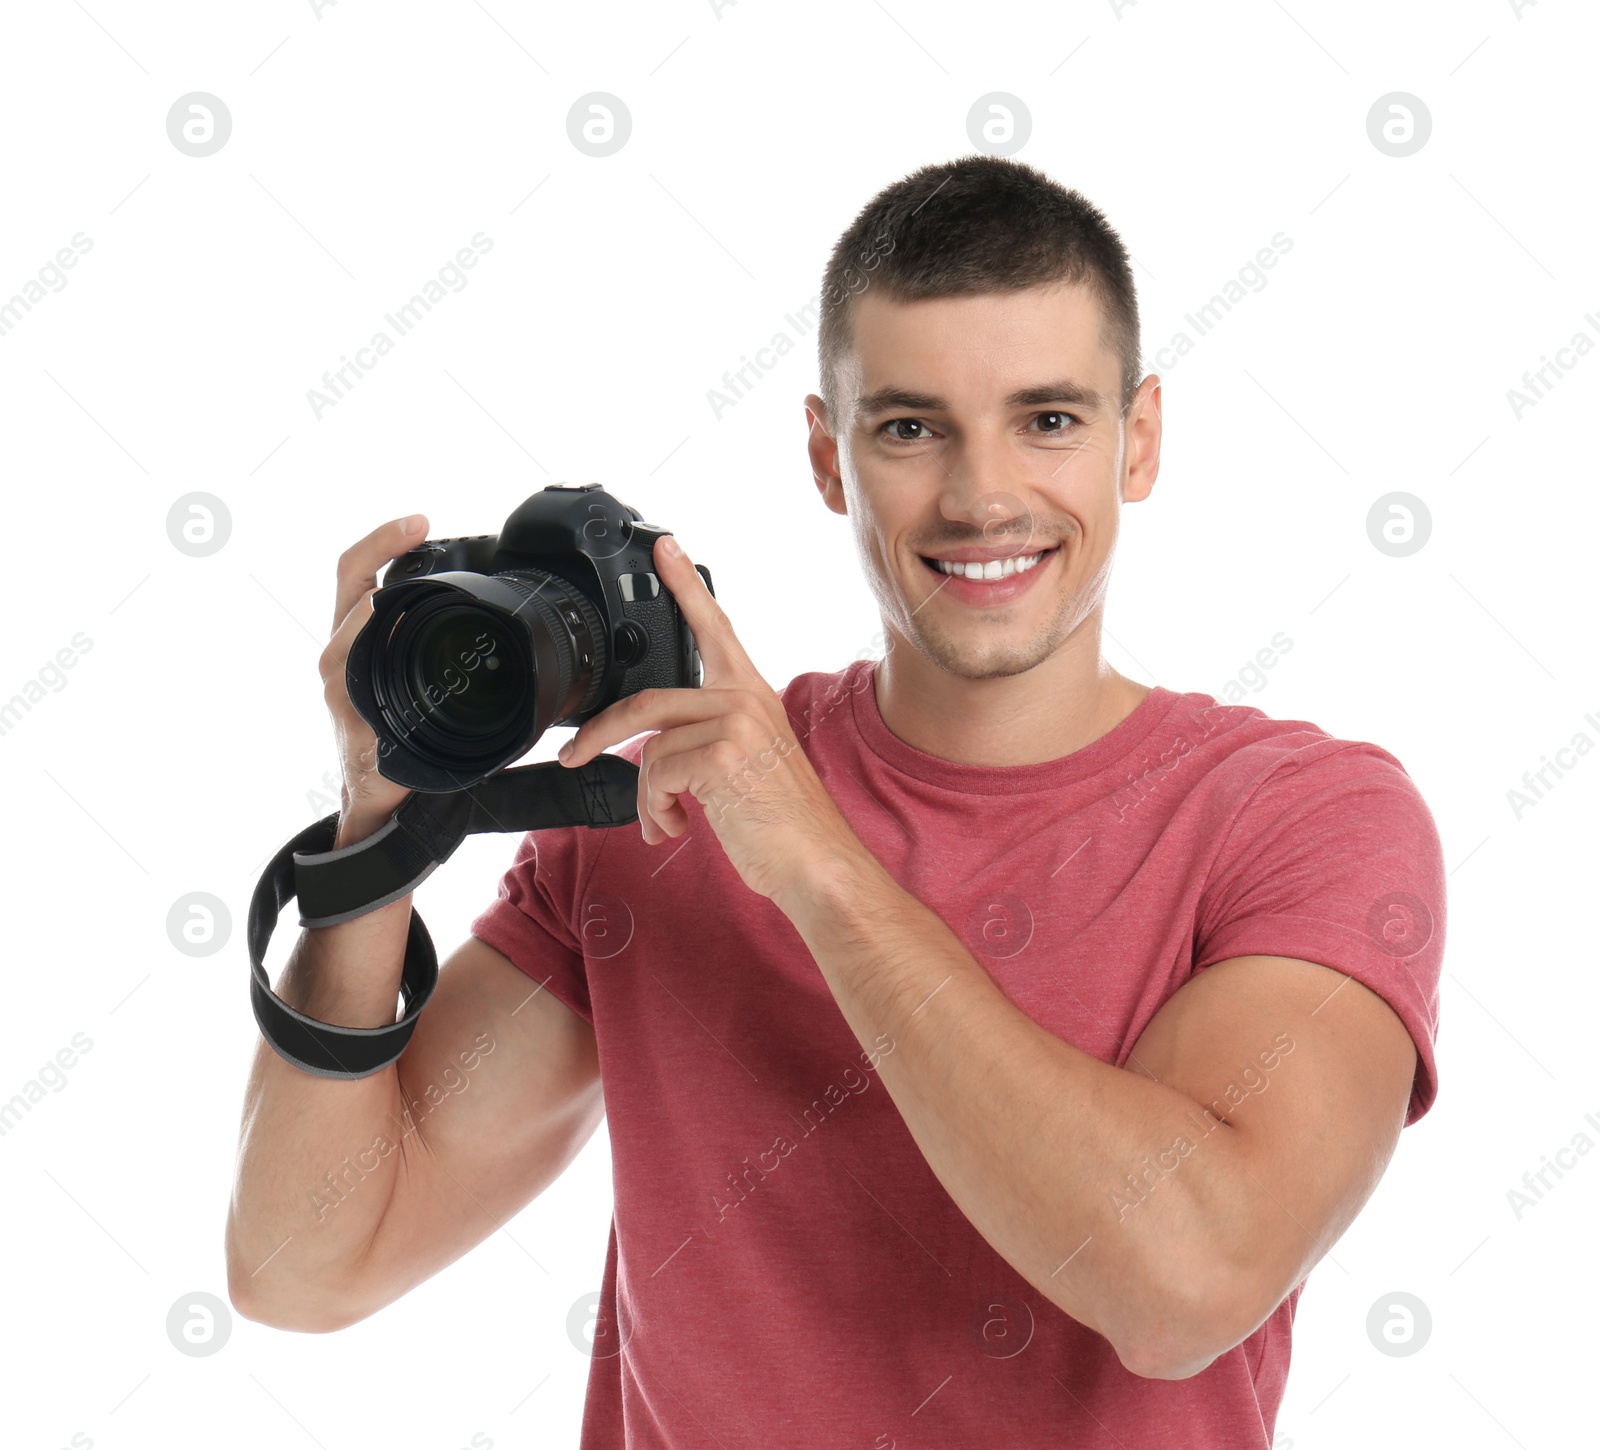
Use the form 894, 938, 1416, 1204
558, 739, 573, 762
402, 514, 425, 534
661, 535, 681, 557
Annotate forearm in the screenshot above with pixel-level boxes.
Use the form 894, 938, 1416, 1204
774, 849, 1264, 1377
227, 808, 415, 1327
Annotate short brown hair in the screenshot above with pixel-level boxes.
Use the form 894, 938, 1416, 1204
816, 156, 1142, 431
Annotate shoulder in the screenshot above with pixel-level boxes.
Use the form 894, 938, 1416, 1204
1167, 688, 1427, 812
1156, 691, 1443, 904
780, 658, 874, 744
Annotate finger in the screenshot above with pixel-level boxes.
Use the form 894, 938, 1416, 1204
334, 514, 428, 632
320, 585, 377, 690
561, 685, 750, 769
637, 717, 737, 839
651, 535, 753, 683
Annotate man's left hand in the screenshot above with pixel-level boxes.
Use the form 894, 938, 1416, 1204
558, 533, 860, 903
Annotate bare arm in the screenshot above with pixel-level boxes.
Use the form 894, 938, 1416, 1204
227, 925, 602, 1332
225, 516, 603, 1331
775, 852, 1416, 1380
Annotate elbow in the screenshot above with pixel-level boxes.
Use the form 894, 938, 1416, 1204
1109, 1265, 1260, 1382
225, 1241, 366, 1335
228, 1275, 363, 1334
226, 1271, 336, 1334
224, 1257, 275, 1328
1117, 1335, 1225, 1382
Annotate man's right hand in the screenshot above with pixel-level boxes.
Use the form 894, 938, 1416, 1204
320, 514, 429, 846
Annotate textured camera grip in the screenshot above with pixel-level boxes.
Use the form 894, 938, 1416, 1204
619, 592, 694, 695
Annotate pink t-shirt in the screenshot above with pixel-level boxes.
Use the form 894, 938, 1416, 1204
471, 657, 1445, 1449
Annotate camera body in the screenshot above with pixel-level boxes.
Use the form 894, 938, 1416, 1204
347, 483, 711, 791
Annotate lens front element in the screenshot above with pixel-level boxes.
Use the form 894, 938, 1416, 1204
404, 605, 523, 738
349, 567, 608, 790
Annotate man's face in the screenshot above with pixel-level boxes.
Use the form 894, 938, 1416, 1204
805, 280, 1160, 681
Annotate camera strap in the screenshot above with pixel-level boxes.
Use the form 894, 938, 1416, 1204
246, 754, 640, 1080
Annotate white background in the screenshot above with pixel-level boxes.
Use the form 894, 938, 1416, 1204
1, 2, 1594, 1447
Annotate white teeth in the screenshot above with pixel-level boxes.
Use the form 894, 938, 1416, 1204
933, 551, 1045, 580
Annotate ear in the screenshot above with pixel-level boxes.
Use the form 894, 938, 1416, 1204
805, 393, 848, 516
1121, 374, 1162, 504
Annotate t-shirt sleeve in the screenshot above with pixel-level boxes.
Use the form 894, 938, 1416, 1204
1192, 740, 1446, 1126
470, 822, 601, 1026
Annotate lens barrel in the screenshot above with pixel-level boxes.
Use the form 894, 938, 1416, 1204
348, 569, 607, 790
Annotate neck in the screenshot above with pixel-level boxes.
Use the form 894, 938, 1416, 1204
872, 619, 1151, 768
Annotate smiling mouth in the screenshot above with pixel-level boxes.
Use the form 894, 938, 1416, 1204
919, 546, 1059, 581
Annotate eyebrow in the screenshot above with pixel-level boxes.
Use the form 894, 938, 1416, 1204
854, 378, 1114, 420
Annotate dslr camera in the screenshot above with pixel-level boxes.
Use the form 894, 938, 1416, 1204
347, 483, 711, 791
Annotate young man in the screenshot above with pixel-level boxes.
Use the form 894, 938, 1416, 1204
228, 157, 1444, 1449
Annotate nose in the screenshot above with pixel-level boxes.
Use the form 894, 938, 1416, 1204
937, 431, 1034, 546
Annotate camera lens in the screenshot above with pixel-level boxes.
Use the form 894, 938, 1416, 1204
353, 569, 609, 789
403, 605, 524, 739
